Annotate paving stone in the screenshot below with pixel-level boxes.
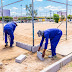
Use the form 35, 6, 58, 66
61, 54, 72, 66
15, 54, 26, 63
40, 60, 61, 72
40, 54, 72, 72
32, 44, 45, 53
37, 51, 44, 61
16, 42, 32, 51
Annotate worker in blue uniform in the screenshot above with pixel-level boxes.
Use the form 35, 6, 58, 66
37, 28, 62, 58
4, 21, 17, 47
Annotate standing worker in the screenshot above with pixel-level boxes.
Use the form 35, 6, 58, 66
4, 21, 17, 47
37, 28, 62, 58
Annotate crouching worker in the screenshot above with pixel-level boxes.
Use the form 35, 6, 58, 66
4, 21, 17, 47
37, 28, 62, 58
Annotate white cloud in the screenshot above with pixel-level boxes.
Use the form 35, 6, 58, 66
11, 12, 16, 14
12, 7, 18, 10
68, 0, 72, 1
38, 7, 43, 11
60, 9, 66, 11
44, 5, 66, 11
44, 5, 59, 11
23, 8, 26, 10
22, 13, 25, 15
36, 0, 43, 1
2, 1, 4, 2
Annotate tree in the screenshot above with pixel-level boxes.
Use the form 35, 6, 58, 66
67, 15, 72, 19
61, 15, 65, 21
0, 17, 2, 21
26, 4, 37, 17
0, 16, 13, 22
53, 14, 59, 23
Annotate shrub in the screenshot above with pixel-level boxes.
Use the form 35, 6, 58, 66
53, 14, 59, 23
61, 15, 65, 21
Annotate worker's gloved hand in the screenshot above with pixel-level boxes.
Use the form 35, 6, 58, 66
38, 47, 41, 51
42, 51, 45, 58
42, 49, 46, 58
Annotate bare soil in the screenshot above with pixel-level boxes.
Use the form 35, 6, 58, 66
0, 21, 72, 72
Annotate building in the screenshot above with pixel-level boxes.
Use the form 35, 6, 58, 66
0, 8, 10, 16
57, 11, 66, 17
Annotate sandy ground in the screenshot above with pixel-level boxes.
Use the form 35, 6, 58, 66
0, 37, 63, 72
0, 21, 72, 72
0, 21, 72, 45
58, 61, 72, 72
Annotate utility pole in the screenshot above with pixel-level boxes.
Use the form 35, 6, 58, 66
50, 10, 52, 22
20, 5, 22, 23
66, 0, 68, 40
1, 0, 4, 40
32, 0, 34, 46
70, 9, 71, 21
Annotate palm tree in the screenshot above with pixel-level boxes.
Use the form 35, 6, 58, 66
25, 4, 37, 17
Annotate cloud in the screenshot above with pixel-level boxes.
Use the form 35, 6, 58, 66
44, 5, 66, 11
44, 5, 59, 11
12, 7, 18, 10
22, 13, 26, 15
11, 12, 16, 14
2, 1, 4, 2
36, 0, 43, 1
23, 8, 26, 10
68, 0, 72, 1
38, 7, 43, 11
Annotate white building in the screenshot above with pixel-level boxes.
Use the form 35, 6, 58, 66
0, 8, 10, 16
57, 11, 66, 17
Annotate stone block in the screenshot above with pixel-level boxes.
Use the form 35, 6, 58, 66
16, 42, 32, 51
15, 54, 26, 63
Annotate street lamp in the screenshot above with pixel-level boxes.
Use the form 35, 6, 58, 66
20, 4, 22, 23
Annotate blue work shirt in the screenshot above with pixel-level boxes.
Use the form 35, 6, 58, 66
40, 28, 62, 49
4, 22, 16, 32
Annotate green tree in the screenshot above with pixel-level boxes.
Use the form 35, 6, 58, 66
26, 4, 37, 17
53, 14, 59, 23
67, 15, 72, 19
0, 16, 13, 22
0, 17, 2, 21
61, 15, 65, 21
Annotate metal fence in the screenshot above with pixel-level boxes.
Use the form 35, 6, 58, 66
0, 0, 72, 46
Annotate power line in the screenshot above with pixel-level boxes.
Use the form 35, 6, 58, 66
0, 0, 23, 8
47, 0, 72, 6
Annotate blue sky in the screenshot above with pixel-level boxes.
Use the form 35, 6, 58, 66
0, 0, 72, 17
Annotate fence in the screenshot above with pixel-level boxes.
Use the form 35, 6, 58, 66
0, 0, 72, 46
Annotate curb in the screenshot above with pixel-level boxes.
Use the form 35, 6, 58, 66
40, 54, 72, 72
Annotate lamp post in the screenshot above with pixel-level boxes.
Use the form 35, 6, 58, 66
20, 4, 22, 23
1, 0, 4, 40
66, 0, 68, 40
32, 0, 34, 46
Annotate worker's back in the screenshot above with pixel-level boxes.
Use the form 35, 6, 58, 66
4, 22, 16, 32
44, 28, 62, 38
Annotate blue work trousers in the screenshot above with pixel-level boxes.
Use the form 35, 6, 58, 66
4, 29, 14, 46
50, 31, 62, 56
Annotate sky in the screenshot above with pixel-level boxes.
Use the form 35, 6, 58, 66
0, 0, 72, 17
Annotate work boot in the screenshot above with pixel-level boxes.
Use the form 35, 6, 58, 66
5, 42, 8, 47
10, 44, 14, 48
48, 55, 53, 58
52, 55, 57, 60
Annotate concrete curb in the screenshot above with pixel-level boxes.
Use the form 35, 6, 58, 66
40, 54, 72, 72
16, 41, 45, 52
16, 42, 32, 51
32, 44, 45, 52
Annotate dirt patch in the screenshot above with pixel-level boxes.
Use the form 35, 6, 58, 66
0, 21, 71, 72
